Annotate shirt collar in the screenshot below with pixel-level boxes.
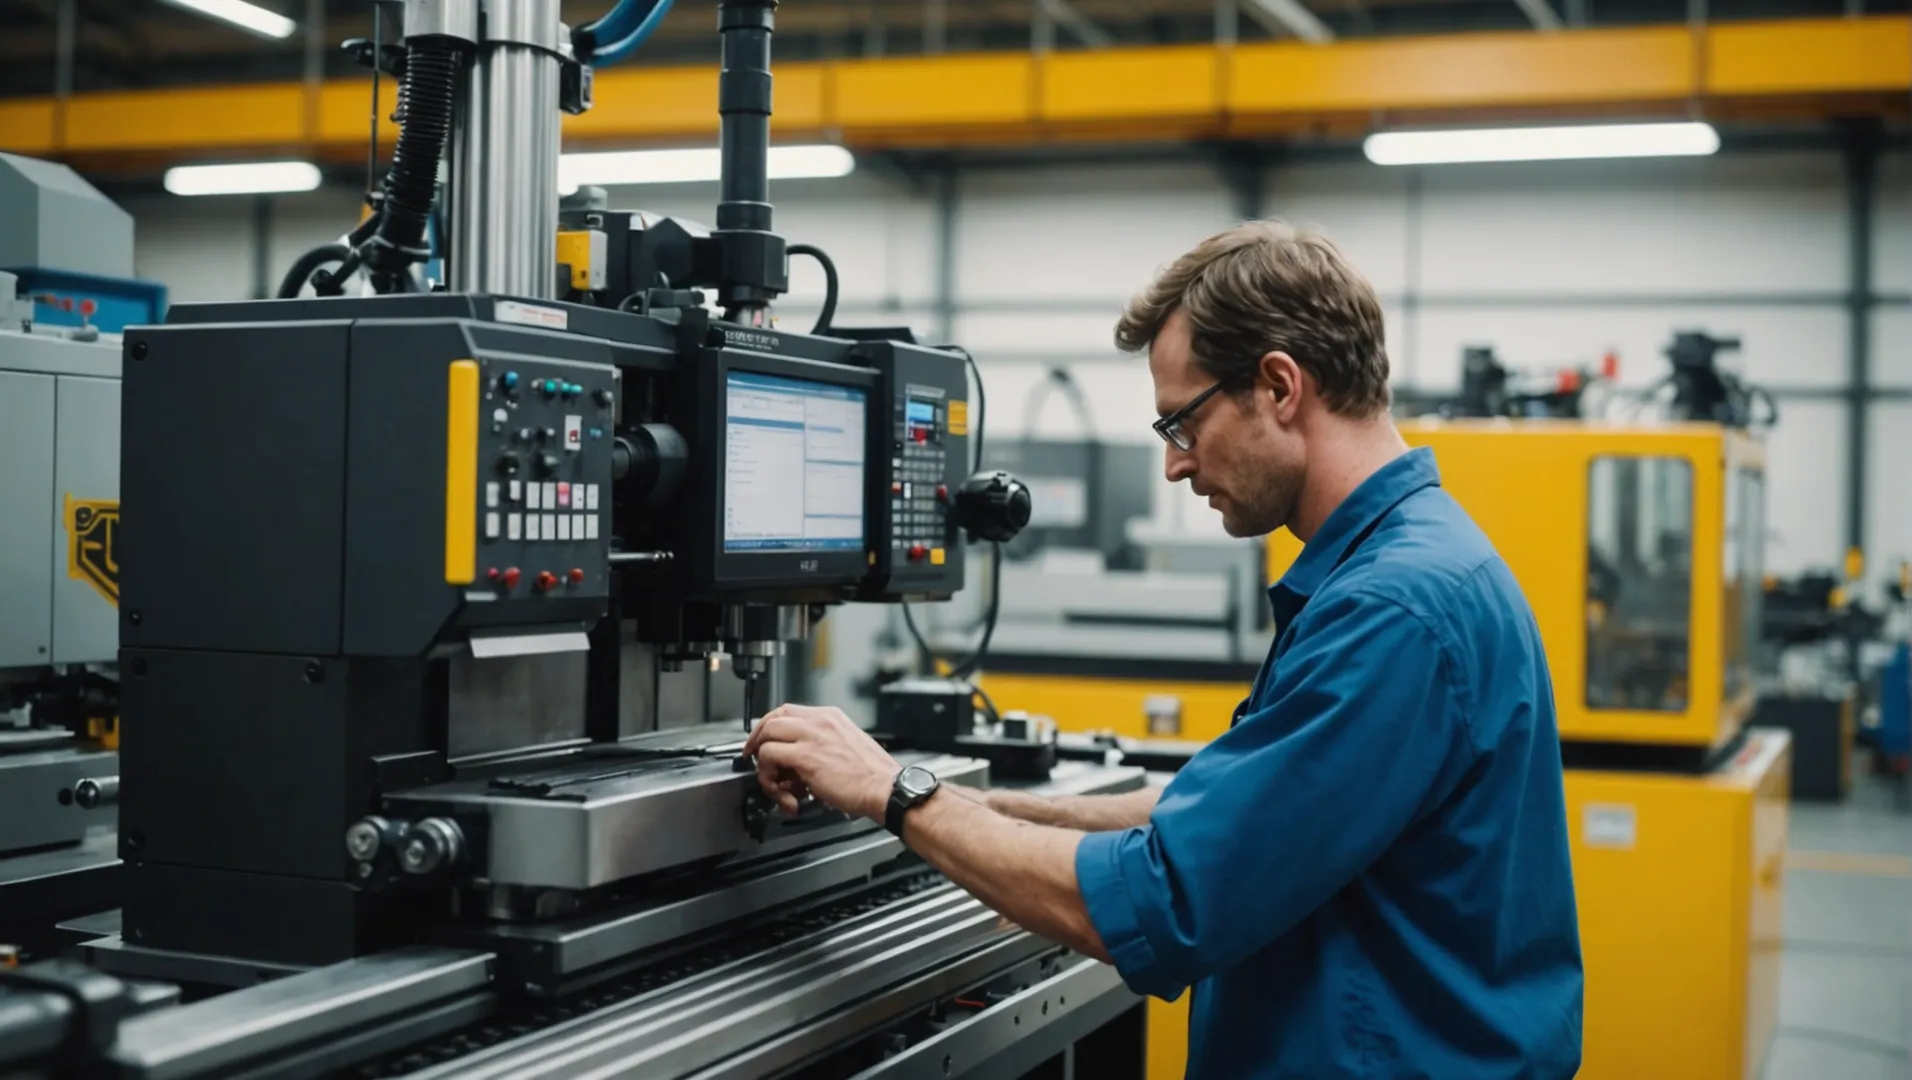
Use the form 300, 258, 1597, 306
1271, 446, 1442, 604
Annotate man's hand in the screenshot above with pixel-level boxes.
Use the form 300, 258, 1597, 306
742, 704, 901, 822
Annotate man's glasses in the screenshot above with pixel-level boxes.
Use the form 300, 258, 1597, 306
1152, 376, 1237, 451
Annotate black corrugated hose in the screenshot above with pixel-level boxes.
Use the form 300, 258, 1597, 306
360, 40, 461, 293
275, 243, 351, 298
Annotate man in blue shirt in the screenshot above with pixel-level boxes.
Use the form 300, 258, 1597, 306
744, 219, 1583, 1078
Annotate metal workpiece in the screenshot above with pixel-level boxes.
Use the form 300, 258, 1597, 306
404, 0, 480, 44
463, 831, 906, 985
403, 886, 1036, 1080
378, 734, 986, 891
107, 948, 495, 1080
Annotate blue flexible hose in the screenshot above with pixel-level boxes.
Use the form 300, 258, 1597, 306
585, 0, 652, 46
589, 0, 674, 66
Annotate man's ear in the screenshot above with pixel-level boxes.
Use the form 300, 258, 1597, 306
1259, 350, 1303, 418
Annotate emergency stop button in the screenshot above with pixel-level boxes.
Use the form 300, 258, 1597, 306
535, 571, 559, 592
908, 544, 927, 561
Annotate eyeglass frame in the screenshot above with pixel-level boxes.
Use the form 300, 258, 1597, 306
1152, 372, 1250, 451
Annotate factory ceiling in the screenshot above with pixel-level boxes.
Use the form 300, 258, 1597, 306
0, 0, 1896, 100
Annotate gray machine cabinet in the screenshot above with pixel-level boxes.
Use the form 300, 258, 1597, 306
54, 374, 120, 663
0, 370, 57, 668
0, 336, 121, 672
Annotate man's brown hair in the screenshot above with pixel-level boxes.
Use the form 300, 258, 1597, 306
1115, 218, 1391, 417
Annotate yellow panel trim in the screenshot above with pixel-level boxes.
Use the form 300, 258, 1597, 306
947, 400, 969, 437
445, 360, 480, 586
930, 547, 946, 566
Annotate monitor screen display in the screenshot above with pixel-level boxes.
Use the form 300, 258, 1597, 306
723, 371, 868, 553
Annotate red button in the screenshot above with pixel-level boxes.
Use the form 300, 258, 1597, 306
908, 544, 927, 561
535, 571, 558, 592
501, 567, 521, 589
936, 485, 948, 501
486, 568, 501, 581
79, 299, 97, 317
568, 568, 584, 584
891, 481, 903, 494
912, 429, 927, 443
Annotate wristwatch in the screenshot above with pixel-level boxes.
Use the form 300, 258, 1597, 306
884, 764, 940, 840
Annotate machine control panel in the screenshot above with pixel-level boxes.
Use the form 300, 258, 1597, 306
470, 358, 616, 598
852, 341, 969, 601
891, 392, 954, 565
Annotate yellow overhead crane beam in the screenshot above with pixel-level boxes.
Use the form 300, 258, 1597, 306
0, 16, 1904, 168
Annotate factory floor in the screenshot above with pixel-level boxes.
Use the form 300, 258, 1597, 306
1761, 765, 1911, 1080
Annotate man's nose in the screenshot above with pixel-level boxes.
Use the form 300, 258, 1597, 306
1164, 444, 1195, 484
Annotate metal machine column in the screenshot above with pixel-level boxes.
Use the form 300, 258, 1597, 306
449, 0, 564, 297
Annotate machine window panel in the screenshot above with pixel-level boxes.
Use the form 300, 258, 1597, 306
1723, 466, 1765, 702
1586, 455, 1694, 713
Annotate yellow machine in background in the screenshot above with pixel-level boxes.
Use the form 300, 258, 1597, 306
1403, 420, 1788, 1080
986, 420, 1788, 1080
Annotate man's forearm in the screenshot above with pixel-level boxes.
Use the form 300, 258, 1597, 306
900, 789, 1110, 963
958, 784, 1162, 832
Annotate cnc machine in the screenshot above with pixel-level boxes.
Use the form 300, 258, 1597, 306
0, 152, 154, 948
0, 3, 1150, 1076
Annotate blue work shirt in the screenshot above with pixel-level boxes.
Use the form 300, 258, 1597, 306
1076, 447, 1583, 1079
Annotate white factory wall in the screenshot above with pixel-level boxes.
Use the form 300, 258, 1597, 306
120, 146, 1905, 588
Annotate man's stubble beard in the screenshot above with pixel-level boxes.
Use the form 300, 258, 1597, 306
1224, 450, 1305, 539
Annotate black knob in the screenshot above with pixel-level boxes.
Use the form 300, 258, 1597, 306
953, 470, 1032, 544
595, 388, 615, 408
515, 428, 534, 444
536, 453, 561, 476
540, 427, 558, 443
495, 453, 521, 476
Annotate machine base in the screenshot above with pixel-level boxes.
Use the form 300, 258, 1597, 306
1564, 729, 1791, 1080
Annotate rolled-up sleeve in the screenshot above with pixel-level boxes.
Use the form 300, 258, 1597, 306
1073, 588, 1474, 999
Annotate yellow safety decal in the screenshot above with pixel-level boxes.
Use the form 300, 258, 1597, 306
557, 230, 594, 291
65, 494, 119, 606
947, 400, 969, 436
445, 360, 480, 585
930, 547, 946, 566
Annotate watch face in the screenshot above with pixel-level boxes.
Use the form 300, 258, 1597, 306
898, 765, 937, 798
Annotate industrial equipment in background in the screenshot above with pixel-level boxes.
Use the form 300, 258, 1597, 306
0, 152, 142, 954
0, 3, 1159, 1077
1393, 344, 1618, 420
915, 366, 1272, 748
1394, 421, 1791, 1080
1754, 556, 1912, 801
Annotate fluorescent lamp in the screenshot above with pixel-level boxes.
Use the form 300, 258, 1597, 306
559, 145, 856, 191
165, 161, 322, 196
1363, 122, 1720, 166
158, 0, 297, 41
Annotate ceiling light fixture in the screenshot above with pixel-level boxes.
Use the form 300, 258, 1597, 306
158, 0, 298, 42
164, 161, 323, 196
1363, 121, 1721, 166
558, 145, 856, 191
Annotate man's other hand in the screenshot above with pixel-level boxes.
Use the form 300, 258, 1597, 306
742, 704, 902, 822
